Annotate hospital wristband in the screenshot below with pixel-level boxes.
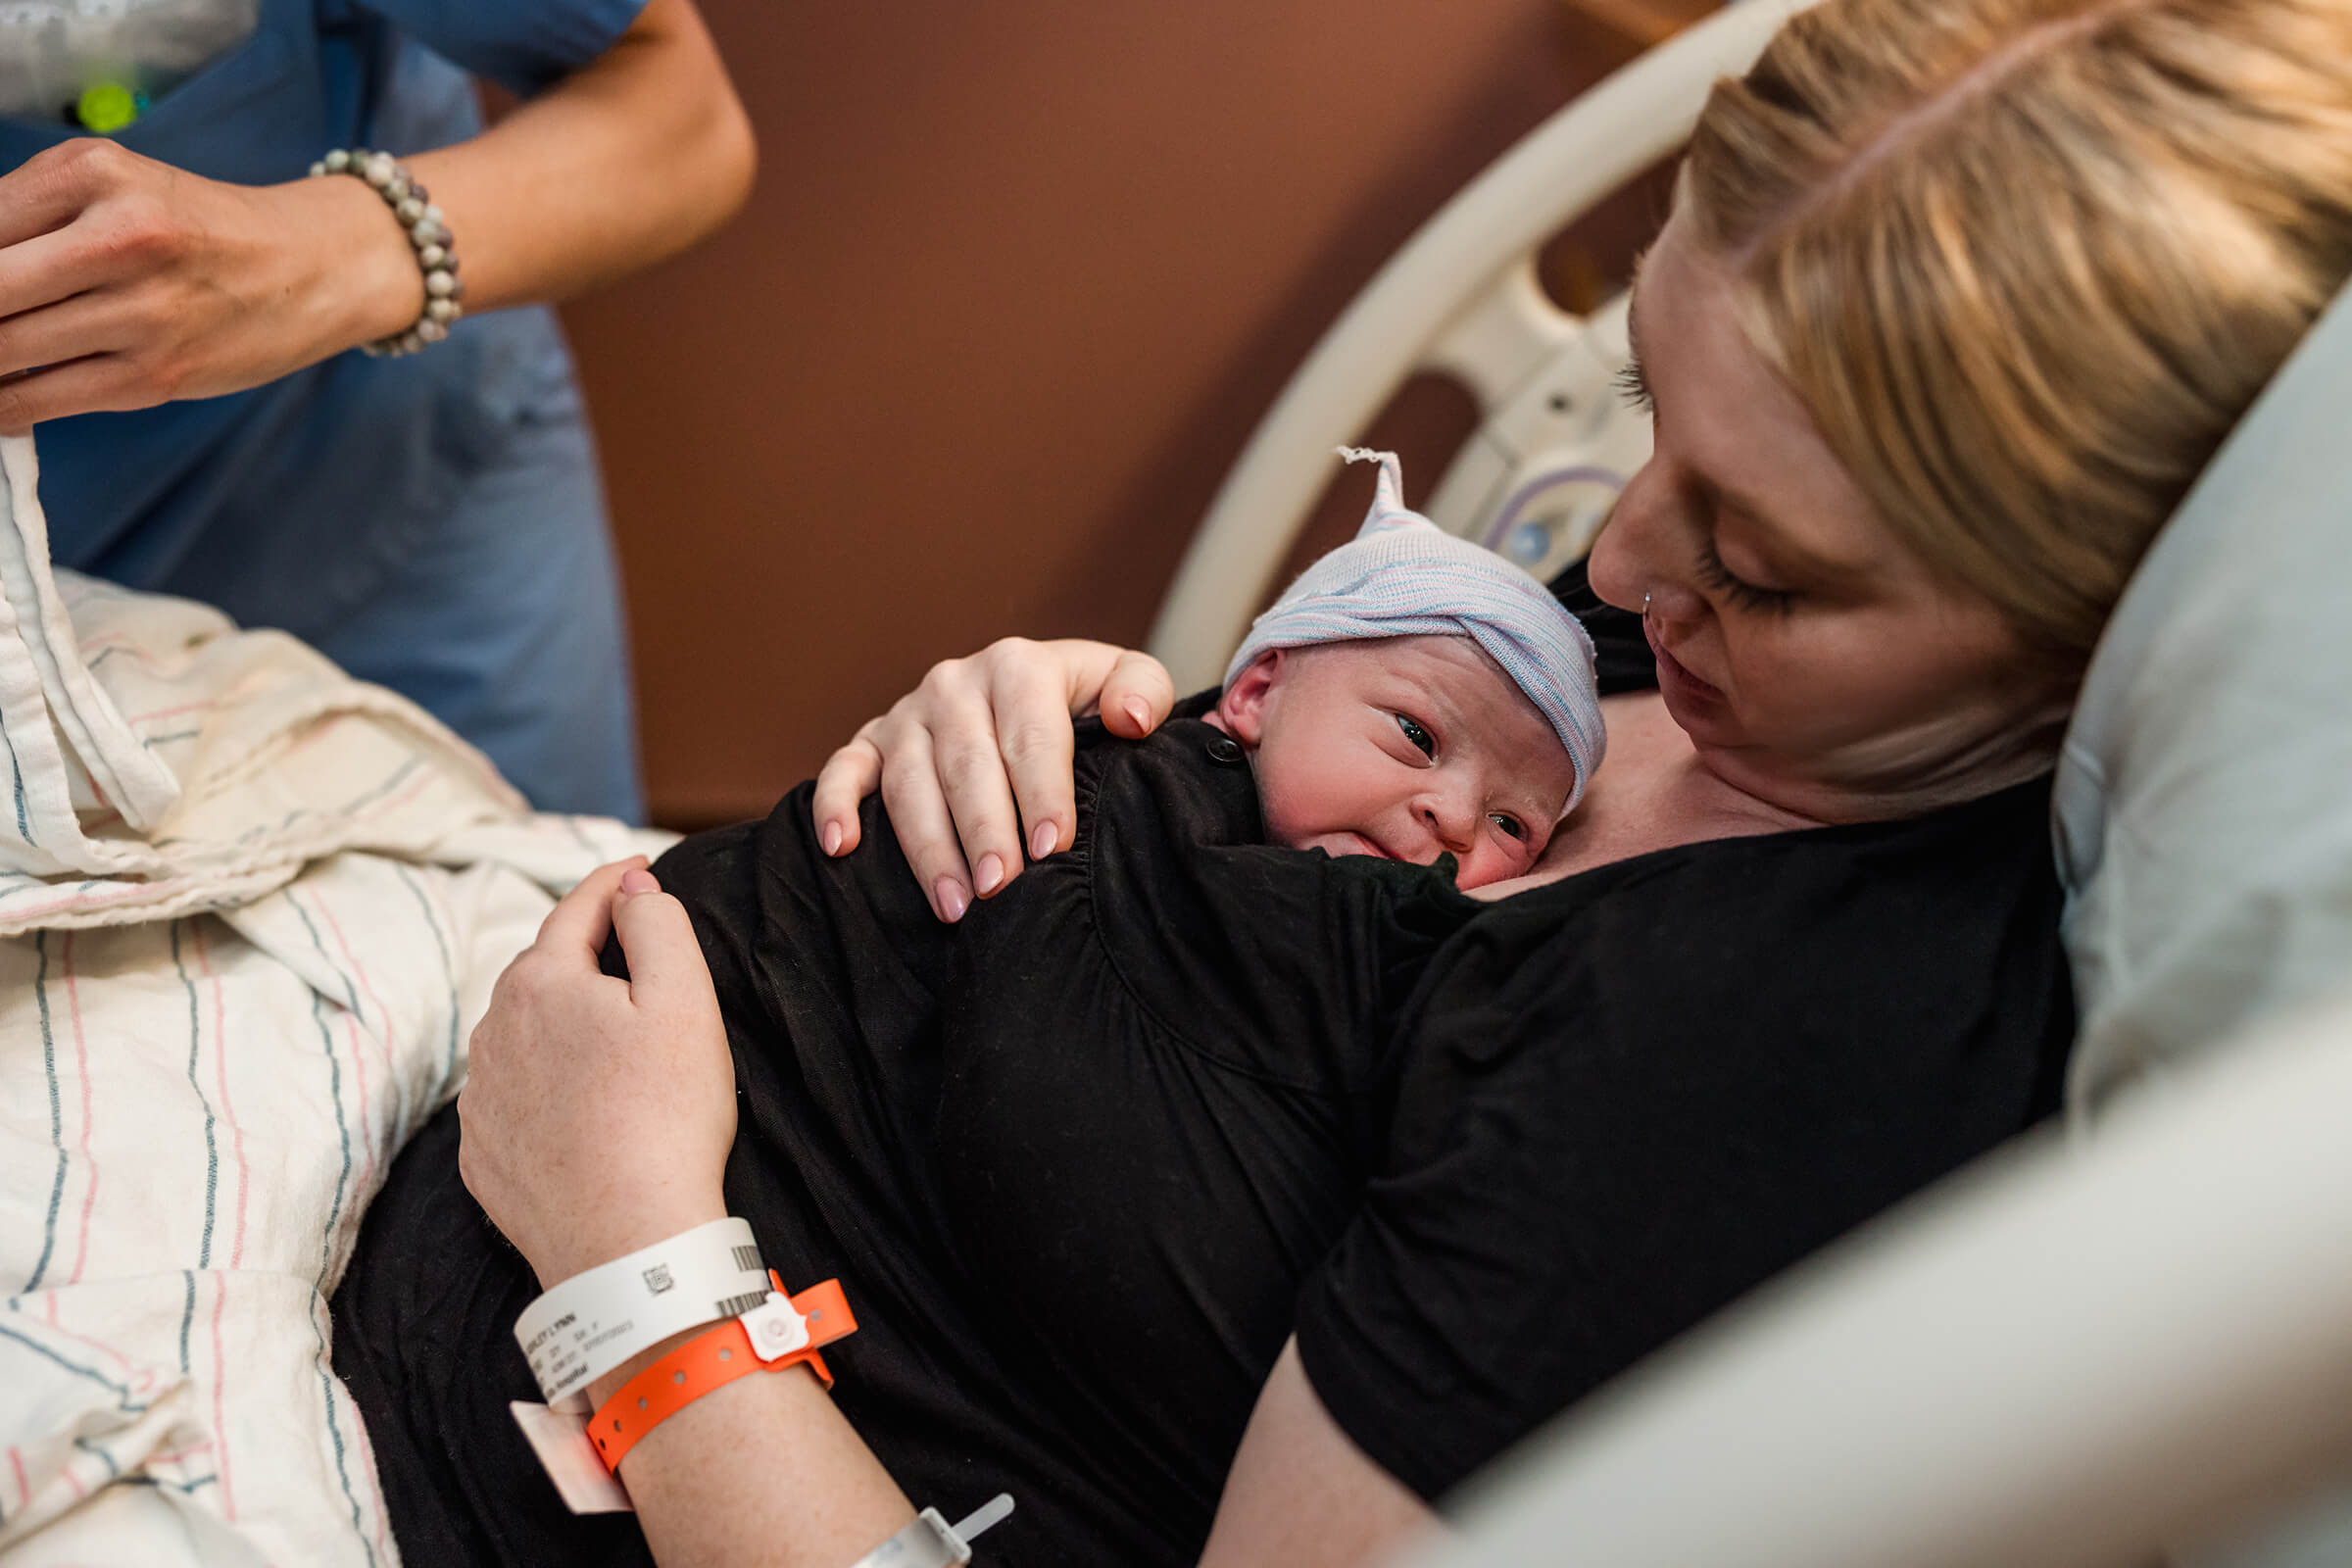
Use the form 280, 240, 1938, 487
588, 1273, 858, 1473
514, 1217, 773, 1411
307, 147, 465, 358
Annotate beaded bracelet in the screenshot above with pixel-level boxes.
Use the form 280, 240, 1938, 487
307, 148, 465, 358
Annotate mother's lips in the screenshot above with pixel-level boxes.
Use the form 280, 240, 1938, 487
1643, 615, 1726, 701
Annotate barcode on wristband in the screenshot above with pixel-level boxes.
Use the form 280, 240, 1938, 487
516, 1218, 771, 1410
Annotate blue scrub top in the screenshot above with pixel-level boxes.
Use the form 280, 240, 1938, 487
0, 0, 651, 819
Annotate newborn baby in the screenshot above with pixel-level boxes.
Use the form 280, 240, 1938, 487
1207, 449, 1604, 889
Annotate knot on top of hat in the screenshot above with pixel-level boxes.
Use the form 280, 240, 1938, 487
1224, 449, 1605, 811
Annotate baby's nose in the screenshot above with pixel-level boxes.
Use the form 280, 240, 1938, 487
1418, 790, 1480, 853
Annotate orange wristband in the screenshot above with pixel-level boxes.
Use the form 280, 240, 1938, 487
589, 1274, 857, 1473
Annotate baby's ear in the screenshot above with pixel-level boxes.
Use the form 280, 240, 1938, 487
1218, 650, 1283, 747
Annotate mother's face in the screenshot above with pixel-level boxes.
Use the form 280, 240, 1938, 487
1586, 212, 2071, 820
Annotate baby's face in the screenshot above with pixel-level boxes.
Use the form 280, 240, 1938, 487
1215, 636, 1578, 889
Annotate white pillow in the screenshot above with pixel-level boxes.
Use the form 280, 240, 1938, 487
2056, 281, 2352, 1116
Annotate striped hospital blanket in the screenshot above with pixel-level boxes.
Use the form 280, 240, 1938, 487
0, 435, 672, 1565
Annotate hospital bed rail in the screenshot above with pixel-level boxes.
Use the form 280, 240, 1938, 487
1146, 0, 1813, 691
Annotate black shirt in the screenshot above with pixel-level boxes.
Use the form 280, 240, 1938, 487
1291, 770, 2072, 1496
333, 583, 2072, 1564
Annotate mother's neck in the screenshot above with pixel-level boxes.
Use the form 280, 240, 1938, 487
1474, 688, 2052, 899
1517, 690, 1817, 888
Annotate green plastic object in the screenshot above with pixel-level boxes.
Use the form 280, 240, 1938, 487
75, 81, 141, 135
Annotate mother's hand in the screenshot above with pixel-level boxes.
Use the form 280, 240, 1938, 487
458, 859, 737, 1291
810, 637, 1174, 921
0, 139, 416, 431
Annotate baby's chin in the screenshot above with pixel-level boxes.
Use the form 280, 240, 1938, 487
1285, 829, 1525, 891
1291, 828, 1398, 865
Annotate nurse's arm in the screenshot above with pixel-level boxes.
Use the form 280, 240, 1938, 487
0, 0, 752, 429
399, 0, 756, 314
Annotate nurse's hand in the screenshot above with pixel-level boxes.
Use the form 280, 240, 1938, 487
810, 637, 1175, 922
0, 138, 419, 431
459, 858, 737, 1292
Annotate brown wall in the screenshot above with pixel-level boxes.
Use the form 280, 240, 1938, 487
562, 1, 1673, 828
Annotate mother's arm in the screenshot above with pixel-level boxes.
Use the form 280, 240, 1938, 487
1202, 1342, 1437, 1565
461, 858, 1436, 1567
459, 859, 917, 1566
811, 638, 1809, 903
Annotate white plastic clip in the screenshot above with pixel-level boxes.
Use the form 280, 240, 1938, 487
848, 1494, 1015, 1567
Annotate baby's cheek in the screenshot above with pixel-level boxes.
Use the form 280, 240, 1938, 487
1518, 824, 1554, 870
1467, 836, 1540, 891
1249, 774, 1313, 853
1248, 747, 1336, 853
1445, 846, 1496, 891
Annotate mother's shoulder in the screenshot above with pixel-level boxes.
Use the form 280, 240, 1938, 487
1460, 770, 2061, 967
1393, 770, 2072, 1124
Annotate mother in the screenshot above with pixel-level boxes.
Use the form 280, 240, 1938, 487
345, 1, 2352, 1564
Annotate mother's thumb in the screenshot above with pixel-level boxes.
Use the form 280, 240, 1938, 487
610, 877, 704, 1004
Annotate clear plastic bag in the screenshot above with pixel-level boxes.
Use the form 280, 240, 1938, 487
0, 0, 261, 123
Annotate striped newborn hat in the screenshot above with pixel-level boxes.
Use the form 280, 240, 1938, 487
1224, 448, 1605, 810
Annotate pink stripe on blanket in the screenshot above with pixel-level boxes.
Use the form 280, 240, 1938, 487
74, 633, 152, 656
379, 763, 444, 818
74, 633, 192, 669
193, 924, 250, 1271
281, 700, 513, 796
144, 1445, 214, 1468
124, 700, 218, 727
342, 1011, 378, 1193
315, 891, 405, 1156
63, 933, 97, 1286
297, 888, 383, 1196
20, 1299, 147, 1389
341, 1357, 395, 1563
193, 924, 245, 1519
2, 877, 198, 923
205, 1272, 237, 1520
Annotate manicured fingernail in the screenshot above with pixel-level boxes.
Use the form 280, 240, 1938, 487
934, 878, 969, 922
619, 867, 659, 895
974, 853, 1005, 896
1030, 821, 1058, 860
1121, 697, 1150, 731
820, 820, 844, 857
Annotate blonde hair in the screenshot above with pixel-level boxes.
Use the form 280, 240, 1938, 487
1684, 0, 2352, 662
